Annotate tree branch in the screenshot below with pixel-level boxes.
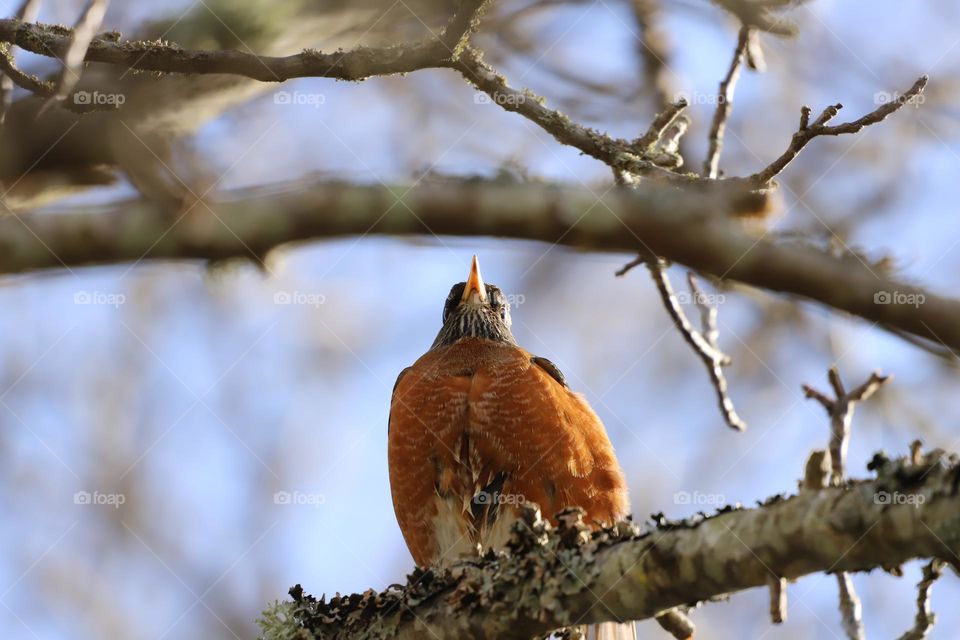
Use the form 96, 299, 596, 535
0, 42, 121, 112
750, 75, 928, 184
5, 179, 960, 352
0, 19, 925, 189
804, 367, 888, 640
836, 573, 865, 640
619, 257, 747, 431
897, 560, 946, 640
272, 450, 960, 639
0, 18, 451, 82
802, 368, 891, 483
0, 0, 40, 123
452, 46, 688, 177
704, 27, 750, 179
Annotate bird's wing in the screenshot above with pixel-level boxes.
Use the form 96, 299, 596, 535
388, 350, 473, 566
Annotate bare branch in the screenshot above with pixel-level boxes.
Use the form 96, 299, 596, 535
802, 368, 891, 483
767, 576, 787, 624
618, 255, 745, 430
804, 367, 888, 640
897, 560, 946, 640
274, 451, 960, 639
0, 44, 53, 96
0, 45, 118, 112
836, 573, 865, 640
0, 19, 924, 191
751, 76, 928, 185
5, 180, 960, 352
704, 27, 750, 179
453, 46, 688, 177
0, 0, 41, 123
655, 608, 695, 639
688, 272, 746, 430
439, 0, 490, 57
44, 0, 109, 110
0, 18, 452, 82
635, 97, 688, 149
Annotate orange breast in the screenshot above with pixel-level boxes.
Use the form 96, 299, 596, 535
388, 338, 628, 567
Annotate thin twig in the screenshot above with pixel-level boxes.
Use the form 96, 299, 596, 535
41, 0, 109, 113
0, 0, 41, 123
0, 45, 120, 112
635, 97, 688, 149
836, 573, 865, 640
803, 367, 889, 640
655, 609, 695, 639
0, 18, 924, 189
897, 560, 946, 640
619, 256, 746, 430
767, 575, 787, 624
704, 27, 750, 179
438, 0, 489, 57
751, 76, 928, 184
802, 367, 891, 483
455, 46, 688, 179
0, 45, 53, 96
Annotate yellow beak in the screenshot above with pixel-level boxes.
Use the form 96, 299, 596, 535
461, 255, 488, 304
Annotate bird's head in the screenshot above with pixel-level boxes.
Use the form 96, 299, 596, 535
431, 256, 517, 349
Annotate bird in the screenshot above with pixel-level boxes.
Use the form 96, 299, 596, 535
388, 255, 636, 639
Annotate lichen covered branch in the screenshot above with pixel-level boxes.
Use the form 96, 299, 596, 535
266, 450, 960, 640
451, 47, 688, 178
0, 17, 924, 191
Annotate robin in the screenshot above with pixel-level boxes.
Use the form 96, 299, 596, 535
388, 256, 635, 639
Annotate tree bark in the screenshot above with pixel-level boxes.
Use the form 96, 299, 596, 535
279, 452, 960, 639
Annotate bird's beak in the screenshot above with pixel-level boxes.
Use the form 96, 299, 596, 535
461, 255, 488, 305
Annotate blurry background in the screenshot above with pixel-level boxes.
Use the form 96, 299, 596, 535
1, 0, 958, 638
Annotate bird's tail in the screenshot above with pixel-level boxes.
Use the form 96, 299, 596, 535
581, 621, 637, 640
